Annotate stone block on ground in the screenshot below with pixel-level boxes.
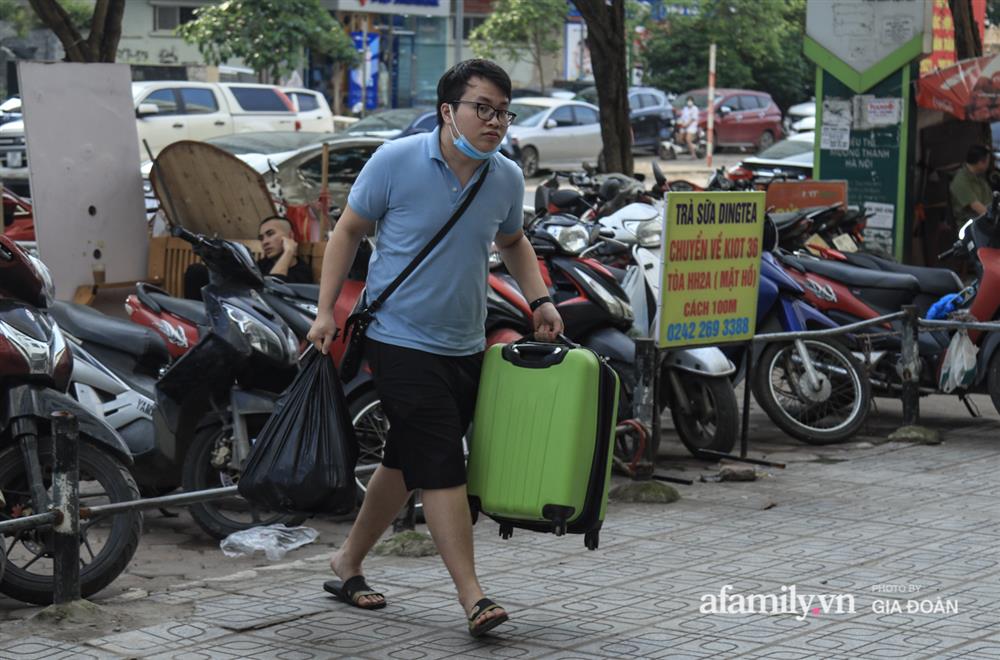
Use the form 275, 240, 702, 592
609, 481, 681, 503
373, 530, 438, 557
887, 425, 942, 445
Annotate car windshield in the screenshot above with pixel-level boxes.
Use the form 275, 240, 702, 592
508, 102, 549, 127
573, 88, 598, 104
346, 109, 425, 135
755, 137, 814, 160
672, 92, 711, 110
204, 132, 329, 154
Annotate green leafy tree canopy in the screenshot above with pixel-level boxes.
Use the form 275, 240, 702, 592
1, 0, 92, 37
640, 0, 810, 112
178, 0, 357, 83
469, 0, 565, 92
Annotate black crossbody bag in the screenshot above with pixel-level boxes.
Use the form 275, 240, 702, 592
339, 164, 490, 380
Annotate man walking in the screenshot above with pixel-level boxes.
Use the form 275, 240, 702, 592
307, 59, 563, 637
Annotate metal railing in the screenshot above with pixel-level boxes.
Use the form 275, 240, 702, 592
631, 304, 1000, 473
0, 412, 246, 605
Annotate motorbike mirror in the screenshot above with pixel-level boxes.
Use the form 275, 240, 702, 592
633, 173, 646, 182
598, 227, 616, 239
761, 215, 778, 253
533, 186, 551, 215
651, 160, 666, 186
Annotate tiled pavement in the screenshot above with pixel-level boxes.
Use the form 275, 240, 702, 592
2, 414, 1000, 658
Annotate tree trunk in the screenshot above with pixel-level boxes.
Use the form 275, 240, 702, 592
533, 32, 546, 93
28, 0, 91, 61
97, 0, 125, 62
573, 0, 632, 175
331, 63, 344, 116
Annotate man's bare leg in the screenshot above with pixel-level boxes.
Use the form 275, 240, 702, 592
329, 464, 411, 607
422, 485, 507, 628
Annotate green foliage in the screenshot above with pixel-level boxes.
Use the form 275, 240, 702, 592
640, 0, 811, 111
469, 0, 565, 90
1, 0, 93, 37
177, 0, 357, 82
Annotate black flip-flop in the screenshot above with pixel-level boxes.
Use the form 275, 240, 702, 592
467, 597, 509, 637
323, 575, 387, 610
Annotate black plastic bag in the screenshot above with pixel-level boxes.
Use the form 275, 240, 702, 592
238, 348, 358, 514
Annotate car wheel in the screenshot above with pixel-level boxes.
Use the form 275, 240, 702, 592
757, 130, 775, 151
520, 147, 539, 178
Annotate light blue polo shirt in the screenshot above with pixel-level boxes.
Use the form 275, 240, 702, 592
348, 127, 525, 356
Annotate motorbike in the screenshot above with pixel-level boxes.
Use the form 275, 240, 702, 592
659, 124, 708, 161
120, 242, 387, 506
740, 220, 871, 444
0, 236, 142, 605
774, 198, 1000, 413
52, 226, 305, 540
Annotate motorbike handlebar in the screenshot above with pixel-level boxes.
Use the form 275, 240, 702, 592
937, 244, 959, 260
170, 224, 200, 245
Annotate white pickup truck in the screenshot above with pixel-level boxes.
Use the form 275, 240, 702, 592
0, 81, 331, 197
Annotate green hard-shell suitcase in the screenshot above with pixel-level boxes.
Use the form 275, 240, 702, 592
466, 339, 620, 550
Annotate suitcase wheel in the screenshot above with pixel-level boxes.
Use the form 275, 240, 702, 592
470, 507, 479, 525
553, 521, 567, 537
585, 530, 599, 551
499, 524, 513, 540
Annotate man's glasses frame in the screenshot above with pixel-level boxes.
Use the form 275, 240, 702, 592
450, 100, 517, 126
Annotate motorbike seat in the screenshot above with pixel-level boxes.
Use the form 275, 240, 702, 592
784, 254, 921, 292
50, 301, 170, 369
550, 189, 586, 210
770, 209, 818, 231
841, 252, 962, 296
136, 283, 208, 326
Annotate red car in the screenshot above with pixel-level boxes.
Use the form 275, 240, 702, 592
674, 88, 784, 151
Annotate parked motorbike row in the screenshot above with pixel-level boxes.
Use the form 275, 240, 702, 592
3, 161, 997, 605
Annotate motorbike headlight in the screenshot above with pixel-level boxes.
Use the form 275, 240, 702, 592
574, 267, 634, 323
629, 220, 662, 248
222, 303, 287, 362
546, 224, 591, 255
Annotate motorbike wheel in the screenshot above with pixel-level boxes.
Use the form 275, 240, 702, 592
0, 441, 142, 605
667, 374, 739, 458
182, 416, 307, 540
752, 339, 871, 444
520, 147, 539, 178
986, 351, 1000, 416
350, 389, 391, 504
350, 390, 434, 522
658, 143, 676, 160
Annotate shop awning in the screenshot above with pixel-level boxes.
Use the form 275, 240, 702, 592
916, 54, 1000, 122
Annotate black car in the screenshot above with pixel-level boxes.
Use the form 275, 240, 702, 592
574, 86, 674, 151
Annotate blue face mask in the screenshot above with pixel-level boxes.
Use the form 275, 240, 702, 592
448, 112, 501, 160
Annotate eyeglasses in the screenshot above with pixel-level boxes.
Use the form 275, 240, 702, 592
450, 100, 517, 126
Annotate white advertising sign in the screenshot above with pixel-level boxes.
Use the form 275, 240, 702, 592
19, 62, 148, 300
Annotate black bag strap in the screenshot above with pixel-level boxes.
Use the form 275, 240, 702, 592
367, 163, 489, 313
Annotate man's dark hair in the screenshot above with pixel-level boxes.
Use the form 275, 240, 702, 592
258, 215, 293, 234
966, 144, 991, 165
436, 59, 512, 127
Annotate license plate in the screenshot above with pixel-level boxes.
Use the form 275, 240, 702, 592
832, 234, 858, 252
6, 151, 22, 168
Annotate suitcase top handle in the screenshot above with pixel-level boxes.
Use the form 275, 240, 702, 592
501, 342, 570, 369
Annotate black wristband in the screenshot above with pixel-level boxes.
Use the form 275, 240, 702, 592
529, 296, 553, 312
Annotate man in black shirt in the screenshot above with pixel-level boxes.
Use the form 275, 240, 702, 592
183, 216, 313, 300
256, 216, 314, 283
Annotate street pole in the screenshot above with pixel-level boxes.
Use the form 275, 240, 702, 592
901, 304, 920, 425
361, 23, 369, 117
707, 43, 716, 168
454, 0, 464, 65
51, 411, 80, 605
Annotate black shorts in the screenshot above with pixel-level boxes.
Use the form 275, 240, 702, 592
367, 339, 483, 490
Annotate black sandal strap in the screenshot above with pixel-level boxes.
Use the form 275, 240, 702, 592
343, 575, 383, 604
468, 597, 500, 622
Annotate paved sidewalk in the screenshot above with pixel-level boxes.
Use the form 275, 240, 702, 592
2, 401, 1000, 659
